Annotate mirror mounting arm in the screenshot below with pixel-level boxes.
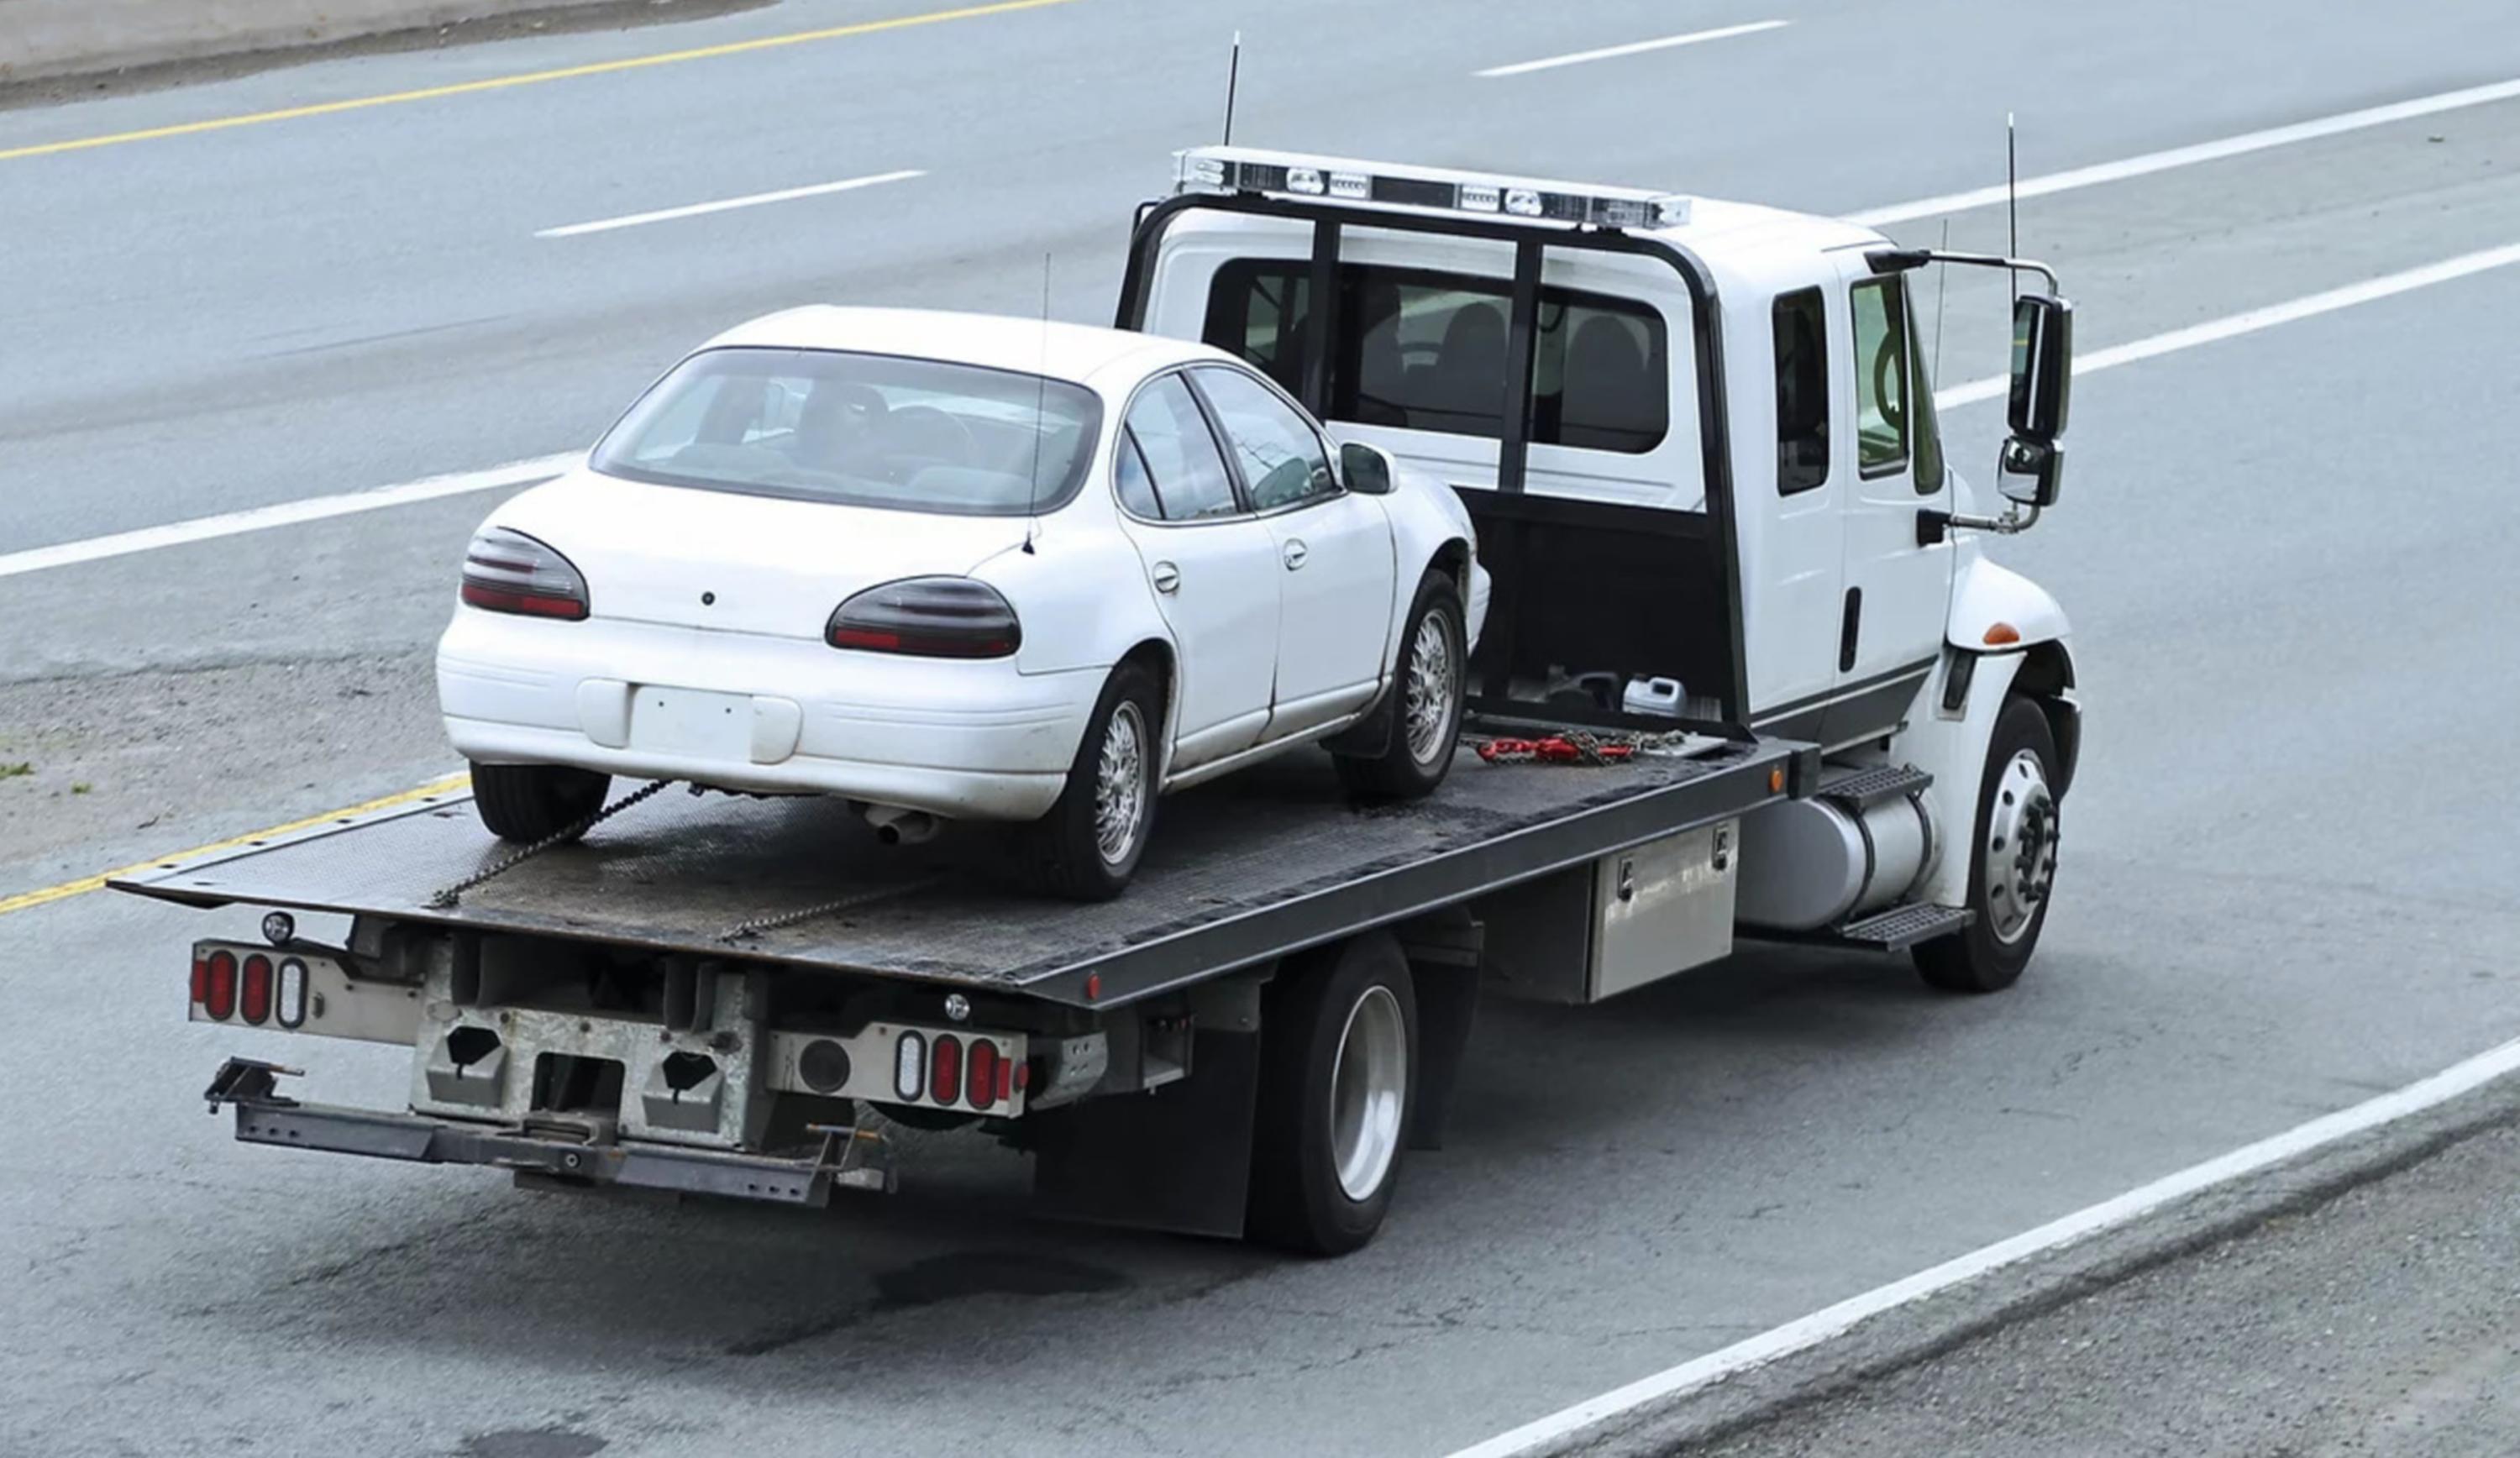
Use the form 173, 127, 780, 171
1866, 248, 2062, 292
1931, 503, 2043, 537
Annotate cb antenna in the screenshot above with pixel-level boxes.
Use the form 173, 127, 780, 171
2006, 111, 2021, 298
1023, 251, 1050, 554
1221, 31, 1242, 144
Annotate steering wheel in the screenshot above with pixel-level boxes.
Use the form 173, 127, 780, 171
1872, 339, 1907, 434
875, 405, 978, 479
790, 381, 888, 469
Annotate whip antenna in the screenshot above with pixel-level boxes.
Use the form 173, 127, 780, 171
1023, 251, 1050, 553
1221, 31, 1242, 144
2006, 111, 2020, 296
1932, 217, 1951, 386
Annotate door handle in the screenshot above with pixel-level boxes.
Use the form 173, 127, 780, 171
1282, 539, 1309, 570
1151, 562, 1180, 595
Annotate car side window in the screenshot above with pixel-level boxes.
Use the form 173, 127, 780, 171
1773, 288, 1830, 495
1191, 367, 1336, 511
1851, 278, 1911, 478
1113, 430, 1165, 517
1123, 375, 1242, 522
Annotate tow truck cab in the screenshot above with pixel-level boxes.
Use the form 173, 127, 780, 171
1123, 147, 2082, 987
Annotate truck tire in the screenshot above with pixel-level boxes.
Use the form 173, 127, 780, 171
1914, 695, 2061, 994
470, 761, 610, 843
1247, 932, 1418, 1256
1332, 573, 1465, 800
1018, 661, 1161, 901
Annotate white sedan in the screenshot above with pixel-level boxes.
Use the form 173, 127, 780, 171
438, 307, 1488, 898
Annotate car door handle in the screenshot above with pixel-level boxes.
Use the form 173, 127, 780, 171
1282, 539, 1308, 570
1151, 562, 1180, 595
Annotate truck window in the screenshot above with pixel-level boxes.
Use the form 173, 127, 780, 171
1907, 290, 1945, 495
1850, 278, 1910, 478
1773, 288, 1829, 495
1123, 375, 1242, 522
1205, 260, 1669, 455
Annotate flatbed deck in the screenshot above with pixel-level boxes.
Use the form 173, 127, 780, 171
115, 739, 1800, 1008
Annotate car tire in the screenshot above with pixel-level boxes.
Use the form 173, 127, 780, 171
1914, 695, 2062, 994
1332, 572, 1466, 800
469, 761, 611, 844
1017, 661, 1162, 901
1247, 931, 1418, 1256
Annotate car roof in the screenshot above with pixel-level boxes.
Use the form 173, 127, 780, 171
702, 305, 1222, 389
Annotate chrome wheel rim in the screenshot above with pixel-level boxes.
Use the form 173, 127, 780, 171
1330, 984, 1408, 1202
1985, 748, 2058, 945
1402, 610, 1459, 768
1094, 701, 1147, 866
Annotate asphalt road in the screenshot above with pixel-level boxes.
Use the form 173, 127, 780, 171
4, 3, 2520, 1455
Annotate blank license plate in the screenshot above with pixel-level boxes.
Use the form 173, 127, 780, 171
628, 687, 750, 758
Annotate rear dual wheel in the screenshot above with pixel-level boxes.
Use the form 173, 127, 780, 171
1247, 933, 1418, 1256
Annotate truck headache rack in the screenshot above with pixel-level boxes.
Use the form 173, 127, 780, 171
1121, 148, 1753, 737
116, 744, 1802, 1010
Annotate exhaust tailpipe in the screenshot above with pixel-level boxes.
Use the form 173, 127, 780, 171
864, 805, 940, 846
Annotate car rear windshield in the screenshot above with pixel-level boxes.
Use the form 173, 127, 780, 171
591, 347, 1104, 515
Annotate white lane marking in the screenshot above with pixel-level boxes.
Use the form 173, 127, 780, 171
1847, 76, 2520, 227
1475, 20, 1788, 78
1935, 240, 2520, 409
536, 168, 927, 239
0, 454, 575, 580
1452, 1031, 2520, 1458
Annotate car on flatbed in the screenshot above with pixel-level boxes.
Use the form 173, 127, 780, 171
131, 147, 2083, 1255
441, 307, 1489, 899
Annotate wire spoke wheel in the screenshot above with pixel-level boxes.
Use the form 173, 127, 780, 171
1329, 984, 1410, 1202
1402, 609, 1459, 768
1093, 700, 1147, 867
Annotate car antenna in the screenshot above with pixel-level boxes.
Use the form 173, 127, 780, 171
1023, 251, 1050, 554
1221, 31, 1241, 144
2006, 111, 2021, 298
1932, 217, 1950, 386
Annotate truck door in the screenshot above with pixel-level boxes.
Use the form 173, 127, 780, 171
1824, 260, 1952, 744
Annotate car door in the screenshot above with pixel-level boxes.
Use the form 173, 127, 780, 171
1111, 372, 1282, 769
1823, 263, 1952, 746
1189, 365, 1396, 737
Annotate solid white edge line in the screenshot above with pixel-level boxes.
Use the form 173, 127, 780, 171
1935, 239, 2520, 408
1845, 76, 2520, 227
536, 168, 927, 238
1451, 1030, 2520, 1458
0, 453, 578, 580
1476, 20, 1789, 78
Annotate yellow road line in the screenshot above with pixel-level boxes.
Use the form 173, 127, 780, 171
0, 771, 470, 918
0, 0, 1076, 164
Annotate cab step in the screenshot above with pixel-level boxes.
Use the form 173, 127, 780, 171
1835, 901, 1971, 950
1817, 763, 1934, 810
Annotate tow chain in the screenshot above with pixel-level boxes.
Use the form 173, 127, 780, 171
424, 778, 673, 909
1475, 729, 1706, 766
719, 876, 943, 944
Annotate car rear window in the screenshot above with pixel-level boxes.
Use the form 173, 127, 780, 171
592, 347, 1104, 515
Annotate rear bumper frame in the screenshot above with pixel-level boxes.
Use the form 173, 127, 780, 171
204, 1057, 890, 1207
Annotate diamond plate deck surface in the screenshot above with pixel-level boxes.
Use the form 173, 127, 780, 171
115, 743, 1773, 994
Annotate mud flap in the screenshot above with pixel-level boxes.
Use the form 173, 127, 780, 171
1408, 965, 1479, 1152
1028, 1028, 1261, 1238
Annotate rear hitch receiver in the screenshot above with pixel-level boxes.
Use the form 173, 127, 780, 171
205, 1057, 302, 1112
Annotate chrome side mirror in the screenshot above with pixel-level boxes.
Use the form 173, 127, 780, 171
1996, 437, 2064, 508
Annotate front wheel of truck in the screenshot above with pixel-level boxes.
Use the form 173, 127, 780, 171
1247, 932, 1419, 1256
1914, 695, 2061, 994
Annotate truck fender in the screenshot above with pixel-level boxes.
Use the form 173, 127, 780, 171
1891, 650, 2029, 911
1946, 557, 2070, 653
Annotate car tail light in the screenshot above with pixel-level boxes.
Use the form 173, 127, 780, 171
967, 1039, 1000, 1111
459, 527, 590, 621
827, 577, 1020, 658
931, 1035, 964, 1106
239, 955, 274, 1025
203, 950, 238, 1020
276, 958, 309, 1029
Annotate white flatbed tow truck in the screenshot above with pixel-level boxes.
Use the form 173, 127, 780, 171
121, 148, 2083, 1255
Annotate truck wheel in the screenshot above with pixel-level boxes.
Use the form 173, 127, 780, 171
470, 761, 610, 843
1914, 696, 2061, 994
1247, 933, 1418, 1256
1018, 662, 1161, 901
1332, 573, 1465, 800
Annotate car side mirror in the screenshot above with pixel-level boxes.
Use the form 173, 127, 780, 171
1340, 441, 1396, 496
2008, 293, 2073, 444
1996, 436, 2064, 508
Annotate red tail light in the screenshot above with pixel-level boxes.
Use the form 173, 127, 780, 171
191, 953, 211, 1005
931, 1034, 963, 1106
203, 951, 238, 1020
239, 955, 274, 1025
828, 577, 1020, 658
968, 1040, 1000, 1111
460, 527, 590, 621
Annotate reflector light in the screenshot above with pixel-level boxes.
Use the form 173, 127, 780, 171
1173, 145, 1691, 230
276, 958, 309, 1030
203, 951, 238, 1021
1983, 621, 2023, 646
239, 955, 273, 1025
931, 1035, 963, 1107
1013, 1060, 1031, 1094
460, 527, 590, 621
895, 1031, 927, 1101
968, 1040, 1000, 1111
